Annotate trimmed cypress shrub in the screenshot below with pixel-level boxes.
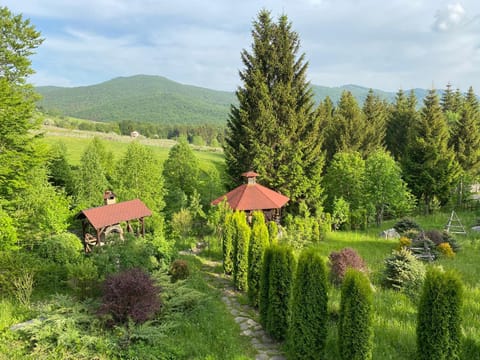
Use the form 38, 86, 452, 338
267, 221, 279, 244
259, 245, 273, 327
287, 248, 328, 360
233, 211, 251, 291
248, 211, 269, 307
266, 244, 296, 341
338, 269, 373, 360
417, 267, 463, 360
222, 212, 235, 275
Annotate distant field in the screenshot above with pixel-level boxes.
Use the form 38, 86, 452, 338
38, 126, 225, 172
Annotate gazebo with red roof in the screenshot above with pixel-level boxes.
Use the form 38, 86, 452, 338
211, 171, 289, 222
77, 196, 152, 251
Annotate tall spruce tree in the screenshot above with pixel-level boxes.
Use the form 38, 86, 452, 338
451, 86, 480, 176
402, 89, 460, 213
317, 96, 336, 165
385, 89, 418, 161
224, 10, 324, 213
332, 91, 367, 156
362, 89, 388, 154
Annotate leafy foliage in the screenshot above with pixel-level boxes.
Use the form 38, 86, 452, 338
329, 247, 368, 285
338, 269, 373, 360
248, 211, 269, 307
0, 207, 17, 250
287, 248, 328, 360
169, 259, 190, 282
233, 211, 250, 291
98, 268, 161, 325
265, 244, 296, 341
383, 248, 426, 297
36, 233, 83, 265
66, 257, 101, 300
417, 268, 463, 360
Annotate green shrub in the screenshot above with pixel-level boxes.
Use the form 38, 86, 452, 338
267, 221, 279, 244
329, 247, 368, 285
233, 211, 250, 291
393, 217, 421, 234
265, 244, 296, 341
287, 248, 328, 359
0, 250, 42, 297
417, 267, 463, 360
0, 208, 18, 251
36, 233, 83, 265
248, 211, 269, 307
259, 246, 273, 327
222, 212, 235, 275
169, 259, 190, 282
338, 269, 373, 360
383, 248, 426, 298
441, 231, 461, 253
66, 257, 101, 300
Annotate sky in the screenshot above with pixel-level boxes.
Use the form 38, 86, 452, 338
5, 0, 480, 93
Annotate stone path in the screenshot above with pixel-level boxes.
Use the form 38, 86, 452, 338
200, 258, 286, 360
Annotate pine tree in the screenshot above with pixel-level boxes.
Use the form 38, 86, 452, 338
287, 248, 328, 359
318, 96, 336, 165
332, 91, 368, 156
402, 89, 460, 213
451, 86, 480, 175
362, 89, 388, 154
224, 10, 324, 213
385, 89, 418, 161
248, 211, 269, 307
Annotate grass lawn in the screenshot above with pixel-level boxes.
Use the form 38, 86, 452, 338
311, 210, 480, 359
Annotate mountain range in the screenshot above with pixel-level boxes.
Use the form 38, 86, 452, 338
36, 74, 434, 126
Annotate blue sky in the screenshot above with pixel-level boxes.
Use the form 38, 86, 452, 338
5, 1, 480, 93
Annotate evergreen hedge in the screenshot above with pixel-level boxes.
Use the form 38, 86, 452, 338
265, 244, 296, 341
222, 212, 235, 275
233, 211, 250, 291
287, 248, 328, 359
417, 267, 463, 360
338, 269, 373, 360
259, 245, 273, 327
248, 211, 269, 307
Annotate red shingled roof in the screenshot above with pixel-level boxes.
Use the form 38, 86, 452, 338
211, 183, 289, 210
80, 199, 152, 229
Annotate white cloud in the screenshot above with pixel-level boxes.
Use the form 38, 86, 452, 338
433, 2, 466, 32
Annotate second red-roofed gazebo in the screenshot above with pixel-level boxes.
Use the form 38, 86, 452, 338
211, 171, 289, 222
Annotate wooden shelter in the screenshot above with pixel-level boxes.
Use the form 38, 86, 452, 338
211, 171, 289, 222
77, 197, 152, 252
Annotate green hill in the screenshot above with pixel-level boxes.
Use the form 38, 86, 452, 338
36, 74, 435, 125
36, 74, 236, 125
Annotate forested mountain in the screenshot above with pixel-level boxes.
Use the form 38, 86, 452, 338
36, 74, 434, 125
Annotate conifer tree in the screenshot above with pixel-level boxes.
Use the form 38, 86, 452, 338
248, 211, 269, 307
385, 89, 418, 161
317, 96, 336, 165
332, 91, 367, 156
287, 248, 328, 359
402, 89, 460, 212
362, 89, 388, 154
451, 86, 480, 176
222, 212, 235, 275
224, 10, 324, 213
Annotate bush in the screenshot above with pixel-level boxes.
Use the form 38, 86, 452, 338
66, 257, 101, 300
383, 248, 426, 298
248, 211, 269, 307
222, 212, 235, 275
437, 242, 455, 258
441, 231, 461, 253
259, 246, 273, 327
98, 268, 161, 326
393, 218, 421, 234
338, 269, 373, 360
267, 221, 279, 244
397, 236, 412, 250
36, 233, 83, 265
169, 259, 190, 282
417, 268, 463, 360
329, 248, 368, 285
265, 245, 296, 341
424, 229, 443, 245
287, 248, 328, 360
233, 211, 250, 291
